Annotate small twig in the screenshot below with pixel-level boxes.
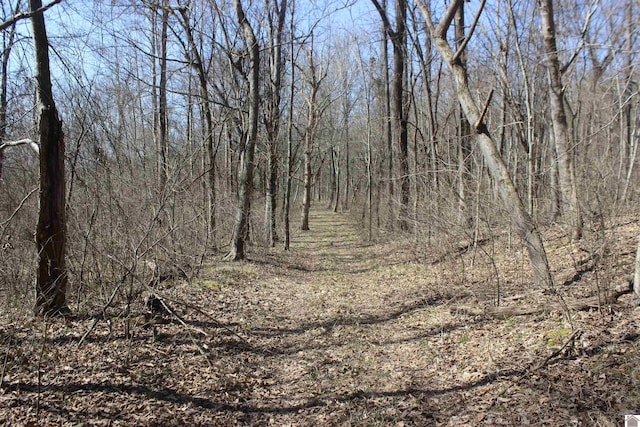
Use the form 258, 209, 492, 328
535, 329, 582, 370
77, 282, 123, 347
452, 0, 487, 63
0, 187, 38, 229
174, 297, 274, 355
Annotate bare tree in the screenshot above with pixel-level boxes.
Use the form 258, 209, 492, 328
283, 0, 296, 250
263, 0, 287, 247
539, 0, 583, 240
176, 3, 219, 245
300, 36, 326, 231
454, 1, 472, 225
380, 0, 393, 226
371, 0, 410, 231
30, 0, 69, 316
227, 0, 259, 260
417, 0, 553, 289
152, 0, 170, 190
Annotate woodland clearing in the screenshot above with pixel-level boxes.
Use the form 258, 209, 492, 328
0, 208, 639, 426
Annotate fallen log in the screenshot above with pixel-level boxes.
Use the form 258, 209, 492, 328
453, 281, 633, 319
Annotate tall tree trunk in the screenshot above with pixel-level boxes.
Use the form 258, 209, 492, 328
539, 0, 582, 240
283, 0, 295, 250
31, 0, 68, 316
227, 0, 259, 260
343, 117, 350, 211
264, 0, 287, 247
371, 0, 409, 230
417, 0, 553, 289
392, 0, 409, 231
328, 147, 337, 209
455, 2, 471, 226
380, 0, 393, 226
300, 122, 313, 230
157, 1, 169, 189
620, 0, 635, 203
300, 38, 322, 231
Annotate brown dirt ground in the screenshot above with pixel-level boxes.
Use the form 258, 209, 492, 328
1, 208, 639, 426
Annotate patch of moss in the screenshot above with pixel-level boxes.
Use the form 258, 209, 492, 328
544, 327, 572, 347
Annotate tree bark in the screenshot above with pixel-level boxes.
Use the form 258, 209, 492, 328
283, 0, 296, 250
157, 0, 169, 189
391, 0, 409, 231
31, 0, 68, 316
227, 0, 259, 260
539, 0, 582, 240
417, 0, 553, 289
300, 38, 322, 231
177, 6, 218, 247
264, 0, 287, 247
455, 2, 472, 226
300, 114, 314, 230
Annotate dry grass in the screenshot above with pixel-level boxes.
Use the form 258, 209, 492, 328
0, 208, 639, 426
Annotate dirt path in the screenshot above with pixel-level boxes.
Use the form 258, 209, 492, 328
198, 208, 462, 425
1, 209, 638, 426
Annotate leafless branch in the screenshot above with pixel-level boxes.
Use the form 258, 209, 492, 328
0, 0, 62, 32
0, 186, 38, 229
452, 0, 487, 63
561, 0, 599, 75
369, 0, 395, 38
0, 138, 39, 154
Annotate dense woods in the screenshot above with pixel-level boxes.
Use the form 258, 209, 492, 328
0, 0, 639, 425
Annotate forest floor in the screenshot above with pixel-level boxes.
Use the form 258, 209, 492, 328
1, 208, 639, 426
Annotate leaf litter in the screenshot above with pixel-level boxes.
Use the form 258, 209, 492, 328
0, 209, 639, 426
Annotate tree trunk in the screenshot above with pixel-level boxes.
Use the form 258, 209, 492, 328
31, 0, 68, 316
328, 147, 337, 210
177, 6, 218, 248
300, 127, 313, 230
539, 0, 582, 240
343, 120, 350, 211
300, 38, 322, 231
455, 2, 471, 226
264, 0, 287, 247
283, 0, 295, 250
157, 0, 169, 189
380, 0, 394, 226
392, 0, 409, 231
227, 0, 259, 260
417, 0, 553, 289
